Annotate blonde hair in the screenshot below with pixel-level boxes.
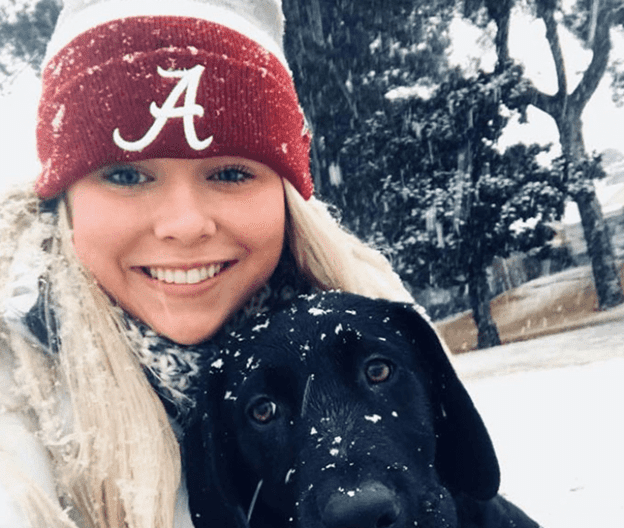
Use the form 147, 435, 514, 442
284, 180, 414, 303
0, 180, 414, 528
1, 189, 179, 528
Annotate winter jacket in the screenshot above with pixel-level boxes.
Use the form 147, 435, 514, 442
0, 191, 200, 527
0, 358, 196, 527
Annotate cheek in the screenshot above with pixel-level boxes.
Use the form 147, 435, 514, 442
232, 185, 287, 253
68, 187, 139, 276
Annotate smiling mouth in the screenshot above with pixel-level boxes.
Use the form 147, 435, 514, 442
141, 262, 232, 285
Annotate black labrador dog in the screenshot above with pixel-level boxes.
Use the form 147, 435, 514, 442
186, 292, 541, 528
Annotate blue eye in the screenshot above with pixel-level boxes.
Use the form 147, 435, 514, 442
210, 167, 254, 183
103, 166, 149, 186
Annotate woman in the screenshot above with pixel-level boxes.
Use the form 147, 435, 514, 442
0, 1, 416, 527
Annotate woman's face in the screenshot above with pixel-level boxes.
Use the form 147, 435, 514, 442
68, 157, 286, 345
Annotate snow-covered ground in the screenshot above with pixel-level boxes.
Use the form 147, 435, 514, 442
454, 323, 624, 528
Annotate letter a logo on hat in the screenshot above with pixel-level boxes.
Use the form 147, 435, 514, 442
113, 65, 213, 152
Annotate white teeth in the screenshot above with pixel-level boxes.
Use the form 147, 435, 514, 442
147, 264, 225, 284
187, 268, 201, 284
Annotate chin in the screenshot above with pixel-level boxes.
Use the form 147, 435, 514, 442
144, 313, 224, 345
161, 325, 220, 345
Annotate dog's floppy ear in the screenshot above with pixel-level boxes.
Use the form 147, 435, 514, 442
389, 302, 501, 501
185, 380, 249, 528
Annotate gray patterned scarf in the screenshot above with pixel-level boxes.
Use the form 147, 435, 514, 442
20, 248, 312, 425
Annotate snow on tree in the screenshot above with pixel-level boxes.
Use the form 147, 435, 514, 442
282, 0, 456, 201
466, 0, 624, 310
0, 0, 60, 86
283, 1, 570, 348
341, 66, 567, 349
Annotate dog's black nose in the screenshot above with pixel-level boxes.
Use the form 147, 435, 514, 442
321, 482, 401, 528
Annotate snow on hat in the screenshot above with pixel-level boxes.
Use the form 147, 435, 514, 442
35, 0, 313, 199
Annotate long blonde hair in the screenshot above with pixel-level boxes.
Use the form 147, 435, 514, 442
284, 180, 413, 303
0, 181, 414, 528
1, 190, 179, 528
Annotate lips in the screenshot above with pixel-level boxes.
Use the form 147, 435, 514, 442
142, 262, 231, 285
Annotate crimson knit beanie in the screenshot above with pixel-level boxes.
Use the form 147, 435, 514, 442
35, 0, 313, 200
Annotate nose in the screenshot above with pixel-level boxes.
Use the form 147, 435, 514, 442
153, 184, 217, 244
321, 482, 401, 528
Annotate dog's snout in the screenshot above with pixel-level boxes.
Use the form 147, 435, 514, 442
321, 482, 401, 528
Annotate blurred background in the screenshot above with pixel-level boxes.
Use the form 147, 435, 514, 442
3, 0, 624, 351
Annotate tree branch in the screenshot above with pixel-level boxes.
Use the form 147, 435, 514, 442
506, 74, 556, 116
570, 1, 612, 110
539, 6, 568, 99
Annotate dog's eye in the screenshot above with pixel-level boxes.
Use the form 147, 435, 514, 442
365, 359, 393, 384
248, 397, 278, 424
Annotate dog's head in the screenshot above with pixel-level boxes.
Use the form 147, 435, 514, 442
187, 292, 500, 528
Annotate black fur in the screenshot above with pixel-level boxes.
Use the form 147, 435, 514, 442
186, 292, 541, 528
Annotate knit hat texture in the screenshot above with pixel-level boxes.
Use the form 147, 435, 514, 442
35, 0, 313, 199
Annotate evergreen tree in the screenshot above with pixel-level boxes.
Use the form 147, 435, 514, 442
341, 67, 567, 348
0, 0, 60, 84
283, 1, 569, 347
282, 0, 455, 202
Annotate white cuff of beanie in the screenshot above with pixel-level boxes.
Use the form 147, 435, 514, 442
45, 0, 289, 68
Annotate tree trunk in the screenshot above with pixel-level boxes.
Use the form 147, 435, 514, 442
576, 189, 624, 308
521, 1, 624, 311
485, 0, 512, 70
559, 114, 624, 309
468, 267, 501, 349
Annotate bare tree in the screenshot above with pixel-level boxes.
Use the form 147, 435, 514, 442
470, 0, 624, 309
